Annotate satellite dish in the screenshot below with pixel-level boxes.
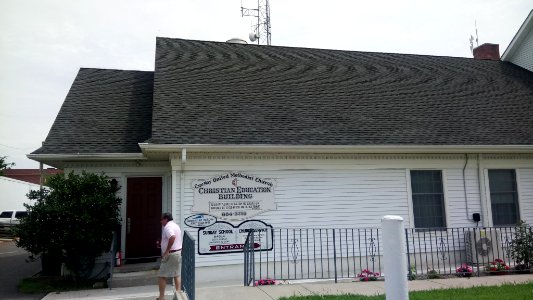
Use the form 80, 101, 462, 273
249, 32, 259, 42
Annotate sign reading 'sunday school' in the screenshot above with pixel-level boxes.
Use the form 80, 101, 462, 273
192, 172, 276, 221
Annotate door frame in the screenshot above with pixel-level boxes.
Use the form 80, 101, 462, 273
121, 173, 171, 259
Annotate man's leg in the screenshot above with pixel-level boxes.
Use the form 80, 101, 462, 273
174, 276, 181, 291
158, 277, 167, 299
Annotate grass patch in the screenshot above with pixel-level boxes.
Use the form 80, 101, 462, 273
279, 282, 533, 300
18, 276, 107, 294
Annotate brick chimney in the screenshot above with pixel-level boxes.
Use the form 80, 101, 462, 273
473, 43, 500, 60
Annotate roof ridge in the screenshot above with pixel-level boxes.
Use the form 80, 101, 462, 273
79, 67, 154, 73
155, 36, 491, 62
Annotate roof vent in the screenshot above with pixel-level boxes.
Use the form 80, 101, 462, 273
226, 38, 248, 44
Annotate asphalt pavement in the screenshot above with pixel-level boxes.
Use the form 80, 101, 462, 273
0, 239, 44, 300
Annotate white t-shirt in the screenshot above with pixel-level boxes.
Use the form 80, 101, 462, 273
161, 220, 182, 255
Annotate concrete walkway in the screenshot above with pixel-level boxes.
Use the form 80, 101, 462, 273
42, 274, 533, 300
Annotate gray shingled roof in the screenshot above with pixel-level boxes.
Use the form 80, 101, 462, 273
34, 38, 533, 156
32, 68, 153, 154
150, 38, 533, 146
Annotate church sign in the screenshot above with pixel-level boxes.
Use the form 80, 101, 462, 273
192, 172, 276, 221
198, 220, 273, 255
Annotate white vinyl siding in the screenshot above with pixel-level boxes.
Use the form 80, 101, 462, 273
506, 25, 533, 72
444, 168, 481, 227
61, 154, 533, 270
182, 169, 410, 267
518, 168, 533, 224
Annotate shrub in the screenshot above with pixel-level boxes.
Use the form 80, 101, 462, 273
408, 265, 417, 281
428, 269, 441, 279
13, 172, 121, 280
509, 221, 533, 270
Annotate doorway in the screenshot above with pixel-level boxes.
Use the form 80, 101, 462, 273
126, 177, 162, 262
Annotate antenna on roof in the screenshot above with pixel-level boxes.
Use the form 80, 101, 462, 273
469, 20, 480, 54
475, 20, 479, 47
241, 0, 271, 45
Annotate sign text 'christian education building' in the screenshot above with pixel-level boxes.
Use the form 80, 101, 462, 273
192, 172, 276, 221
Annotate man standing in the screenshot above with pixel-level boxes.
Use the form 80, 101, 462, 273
158, 212, 182, 300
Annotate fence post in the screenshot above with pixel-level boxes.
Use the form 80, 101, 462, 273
404, 229, 411, 280
333, 229, 337, 283
382, 216, 408, 300
244, 233, 248, 286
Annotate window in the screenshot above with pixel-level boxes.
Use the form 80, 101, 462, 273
410, 170, 446, 228
488, 169, 519, 226
15, 211, 28, 219
0, 211, 13, 218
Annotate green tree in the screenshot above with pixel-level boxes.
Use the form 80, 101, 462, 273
13, 171, 121, 280
0, 156, 15, 175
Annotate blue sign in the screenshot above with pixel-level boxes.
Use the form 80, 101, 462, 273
184, 214, 217, 228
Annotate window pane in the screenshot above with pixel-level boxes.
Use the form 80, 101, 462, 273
488, 169, 519, 226
410, 170, 445, 228
15, 211, 27, 219
488, 170, 516, 192
0, 211, 13, 218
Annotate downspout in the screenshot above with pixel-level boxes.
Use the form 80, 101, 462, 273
180, 148, 187, 229
39, 162, 44, 190
462, 154, 470, 221
477, 154, 488, 227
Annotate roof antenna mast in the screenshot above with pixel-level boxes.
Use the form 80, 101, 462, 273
241, 0, 271, 45
469, 20, 480, 54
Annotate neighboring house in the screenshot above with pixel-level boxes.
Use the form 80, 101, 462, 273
28, 12, 533, 281
3, 168, 63, 185
0, 176, 39, 212
502, 9, 533, 72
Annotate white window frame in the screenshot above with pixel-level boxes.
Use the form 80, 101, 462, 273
485, 168, 521, 226
407, 169, 449, 229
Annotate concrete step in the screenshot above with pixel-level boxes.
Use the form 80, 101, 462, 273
109, 261, 162, 288
109, 270, 161, 288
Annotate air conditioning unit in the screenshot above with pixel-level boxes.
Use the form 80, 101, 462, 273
465, 229, 505, 265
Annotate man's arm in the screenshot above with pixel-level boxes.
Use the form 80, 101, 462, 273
163, 235, 176, 257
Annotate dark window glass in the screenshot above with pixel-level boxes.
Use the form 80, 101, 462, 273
0, 211, 13, 218
15, 211, 27, 219
410, 170, 446, 228
488, 169, 519, 226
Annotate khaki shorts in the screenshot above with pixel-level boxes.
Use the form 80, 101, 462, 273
158, 251, 182, 278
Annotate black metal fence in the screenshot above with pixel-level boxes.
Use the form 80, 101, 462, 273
243, 225, 529, 286
244, 230, 256, 286
181, 230, 195, 300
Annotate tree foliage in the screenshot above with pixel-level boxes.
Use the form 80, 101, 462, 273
14, 171, 121, 279
0, 156, 15, 176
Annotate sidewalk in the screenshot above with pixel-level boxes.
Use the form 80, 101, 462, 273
42, 274, 533, 300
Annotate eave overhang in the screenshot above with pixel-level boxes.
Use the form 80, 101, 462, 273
140, 143, 533, 158
26, 153, 146, 168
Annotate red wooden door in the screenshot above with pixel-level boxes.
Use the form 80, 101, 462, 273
126, 177, 162, 261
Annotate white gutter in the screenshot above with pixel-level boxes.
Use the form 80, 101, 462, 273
139, 143, 533, 154
27, 153, 146, 161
